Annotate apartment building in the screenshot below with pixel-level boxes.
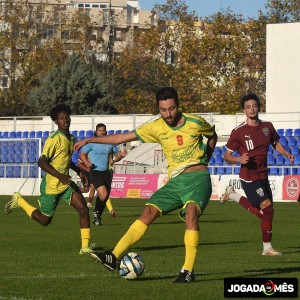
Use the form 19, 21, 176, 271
65, 0, 157, 59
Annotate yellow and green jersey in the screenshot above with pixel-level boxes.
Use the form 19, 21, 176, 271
134, 113, 214, 179
40, 130, 75, 194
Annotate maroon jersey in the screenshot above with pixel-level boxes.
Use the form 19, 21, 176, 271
225, 120, 280, 181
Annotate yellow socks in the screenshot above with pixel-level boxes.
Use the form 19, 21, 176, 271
106, 198, 113, 212
80, 228, 90, 248
182, 230, 200, 272
113, 219, 148, 259
18, 197, 36, 218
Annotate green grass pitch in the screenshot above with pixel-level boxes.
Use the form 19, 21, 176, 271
0, 196, 299, 300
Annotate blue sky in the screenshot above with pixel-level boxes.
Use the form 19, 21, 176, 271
138, 0, 268, 19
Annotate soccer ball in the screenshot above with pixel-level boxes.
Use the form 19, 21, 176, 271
118, 252, 145, 280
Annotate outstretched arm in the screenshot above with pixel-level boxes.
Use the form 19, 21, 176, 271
74, 131, 137, 151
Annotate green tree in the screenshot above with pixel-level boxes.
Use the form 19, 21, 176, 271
265, 0, 300, 23
113, 26, 170, 114
27, 55, 109, 115
113, 0, 203, 114
0, 0, 70, 115
114, 2, 267, 114
0, 0, 109, 116
0, 0, 273, 116
199, 10, 266, 113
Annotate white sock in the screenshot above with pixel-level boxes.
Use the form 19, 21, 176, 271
230, 192, 242, 203
263, 242, 272, 251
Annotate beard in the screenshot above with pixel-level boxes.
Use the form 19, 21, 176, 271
163, 112, 182, 127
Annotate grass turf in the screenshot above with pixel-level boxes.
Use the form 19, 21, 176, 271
0, 196, 299, 300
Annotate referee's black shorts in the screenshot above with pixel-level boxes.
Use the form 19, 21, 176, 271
89, 169, 112, 190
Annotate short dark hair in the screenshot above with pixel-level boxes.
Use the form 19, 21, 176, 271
96, 123, 106, 130
50, 104, 71, 121
240, 93, 261, 109
156, 87, 179, 107
94, 123, 106, 136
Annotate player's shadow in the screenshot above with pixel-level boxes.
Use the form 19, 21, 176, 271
152, 220, 185, 225
137, 271, 206, 282
138, 264, 300, 281
285, 246, 300, 254
199, 219, 237, 223
134, 240, 249, 252
153, 219, 236, 225
201, 240, 251, 246
135, 244, 184, 252
93, 246, 106, 252
243, 266, 300, 276
92, 244, 185, 253
137, 275, 178, 281
122, 214, 143, 219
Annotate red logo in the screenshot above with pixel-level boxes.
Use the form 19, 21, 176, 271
285, 177, 300, 198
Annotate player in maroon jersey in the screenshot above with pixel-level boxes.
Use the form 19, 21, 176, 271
220, 93, 294, 256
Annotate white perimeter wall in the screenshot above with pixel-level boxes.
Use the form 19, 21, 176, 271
266, 23, 300, 113
0, 175, 293, 202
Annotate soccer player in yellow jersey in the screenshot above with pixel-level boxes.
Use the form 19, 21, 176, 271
74, 87, 218, 283
4, 104, 95, 255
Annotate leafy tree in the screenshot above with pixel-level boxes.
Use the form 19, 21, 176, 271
265, 0, 300, 23
113, 0, 203, 114
114, 2, 267, 114
199, 10, 266, 113
27, 55, 109, 115
0, 0, 71, 115
0, 0, 108, 116
112, 27, 170, 114
2, 0, 291, 116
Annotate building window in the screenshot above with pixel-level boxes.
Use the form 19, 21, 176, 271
54, 11, 60, 23
115, 30, 122, 41
77, 3, 107, 9
103, 10, 108, 23
165, 50, 176, 65
39, 25, 54, 39
1, 76, 8, 88
61, 30, 70, 39
127, 10, 132, 24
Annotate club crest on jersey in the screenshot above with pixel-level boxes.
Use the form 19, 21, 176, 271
256, 188, 264, 197
262, 127, 269, 137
